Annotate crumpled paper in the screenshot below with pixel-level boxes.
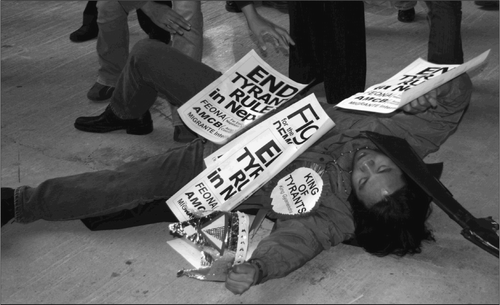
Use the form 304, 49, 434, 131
169, 210, 250, 281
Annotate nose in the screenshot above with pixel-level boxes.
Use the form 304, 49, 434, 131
359, 159, 375, 173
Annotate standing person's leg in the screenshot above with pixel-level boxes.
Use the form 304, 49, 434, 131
322, 1, 366, 104
171, 1, 204, 61
425, 1, 463, 64
90, 1, 138, 101
324, 1, 366, 104
11, 139, 206, 224
169, 0, 205, 142
288, 1, 366, 105
288, 1, 324, 90
74, 39, 222, 134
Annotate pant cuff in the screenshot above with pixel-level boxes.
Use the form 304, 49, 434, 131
96, 76, 117, 88
108, 103, 130, 120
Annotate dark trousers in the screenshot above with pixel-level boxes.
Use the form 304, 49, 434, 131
426, 1, 463, 64
288, 1, 367, 105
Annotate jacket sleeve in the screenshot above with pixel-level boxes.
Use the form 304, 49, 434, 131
327, 73, 473, 158
248, 177, 354, 283
377, 73, 473, 158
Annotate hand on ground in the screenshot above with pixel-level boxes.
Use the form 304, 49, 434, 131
225, 263, 257, 295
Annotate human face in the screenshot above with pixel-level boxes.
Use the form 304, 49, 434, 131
351, 149, 405, 207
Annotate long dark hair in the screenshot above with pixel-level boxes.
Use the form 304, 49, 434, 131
349, 172, 435, 257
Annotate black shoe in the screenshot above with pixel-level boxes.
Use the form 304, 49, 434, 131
74, 105, 153, 135
173, 124, 198, 143
475, 1, 499, 8
262, 1, 288, 11
87, 82, 115, 101
69, 23, 98, 42
2, 187, 15, 227
398, 8, 415, 23
225, 1, 242, 13
70, 2, 99, 42
136, 8, 171, 44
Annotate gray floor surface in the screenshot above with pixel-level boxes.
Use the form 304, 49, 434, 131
1, 1, 499, 304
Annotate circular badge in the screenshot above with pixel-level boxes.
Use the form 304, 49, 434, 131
270, 167, 323, 217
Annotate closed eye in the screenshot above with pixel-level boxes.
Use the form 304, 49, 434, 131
358, 177, 368, 190
378, 167, 392, 173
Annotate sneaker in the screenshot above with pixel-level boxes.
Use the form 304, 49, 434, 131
397, 8, 415, 23
87, 82, 115, 101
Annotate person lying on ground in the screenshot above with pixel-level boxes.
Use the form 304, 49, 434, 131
2, 39, 474, 295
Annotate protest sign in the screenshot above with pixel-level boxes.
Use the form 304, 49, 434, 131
336, 49, 490, 113
167, 94, 335, 222
177, 50, 308, 145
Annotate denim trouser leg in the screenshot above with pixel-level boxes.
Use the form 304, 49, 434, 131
15, 140, 207, 223
392, 1, 417, 10
96, 1, 137, 87
109, 39, 221, 119
171, 1, 203, 61
425, 1, 463, 64
169, 1, 204, 127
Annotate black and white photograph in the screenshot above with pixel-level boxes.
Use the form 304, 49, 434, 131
1, 1, 498, 303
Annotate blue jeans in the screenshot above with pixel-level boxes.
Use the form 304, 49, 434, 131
15, 40, 222, 223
